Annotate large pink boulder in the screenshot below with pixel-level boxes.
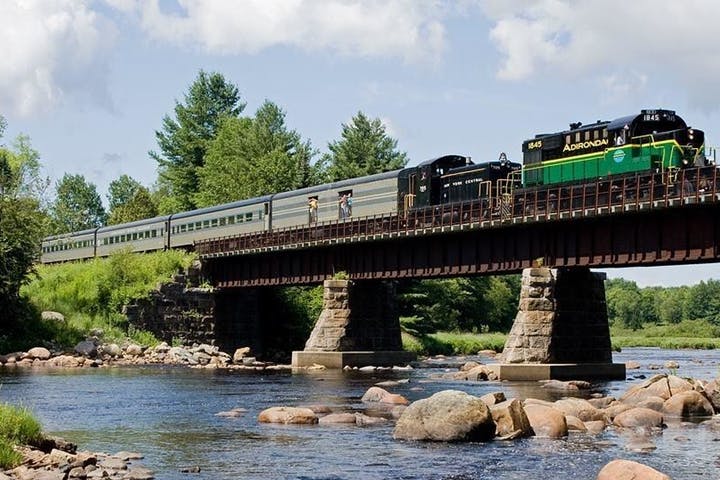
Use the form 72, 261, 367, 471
662, 390, 714, 418
596, 459, 670, 480
258, 407, 318, 424
621, 374, 695, 406
361, 386, 409, 405
553, 398, 606, 422
704, 379, 720, 413
620, 375, 672, 404
524, 404, 568, 438
613, 407, 664, 429
490, 398, 532, 439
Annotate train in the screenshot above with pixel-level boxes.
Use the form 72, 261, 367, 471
41, 108, 710, 263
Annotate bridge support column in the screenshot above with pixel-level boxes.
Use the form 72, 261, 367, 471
493, 267, 625, 380
292, 279, 415, 368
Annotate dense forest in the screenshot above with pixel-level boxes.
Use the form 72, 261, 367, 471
1, 70, 719, 353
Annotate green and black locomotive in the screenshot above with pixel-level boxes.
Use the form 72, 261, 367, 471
521, 109, 707, 188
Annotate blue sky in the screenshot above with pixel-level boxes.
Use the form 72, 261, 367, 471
1, 0, 719, 287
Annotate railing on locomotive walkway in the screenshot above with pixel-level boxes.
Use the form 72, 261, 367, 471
195, 165, 720, 258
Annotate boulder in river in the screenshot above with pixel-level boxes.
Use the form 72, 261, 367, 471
480, 392, 506, 407
490, 398, 532, 439
361, 386, 409, 405
662, 390, 714, 418
596, 459, 670, 480
612, 407, 664, 429
703, 378, 720, 413
523, 404, 568, 438
393, 390, 496, 442
553, 398, 606, 422
258, 407, 318, 424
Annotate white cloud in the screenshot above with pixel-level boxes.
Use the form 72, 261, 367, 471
379, 116, 399, 138
481, 0, 720, 107
599, 71, 648, 104
115, 0, 447, 63
0, 0, 116, 116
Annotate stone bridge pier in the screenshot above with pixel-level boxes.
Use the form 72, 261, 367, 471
291, 279, 415, 368
493, 267, 625, 380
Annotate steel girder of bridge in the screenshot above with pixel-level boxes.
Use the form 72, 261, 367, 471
202, 201, 720, 288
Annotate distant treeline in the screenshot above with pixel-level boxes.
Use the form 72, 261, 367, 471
606, 278, 720, 330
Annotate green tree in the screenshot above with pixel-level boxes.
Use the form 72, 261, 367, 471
107, 175, 142, 212
398, 275, 520, 334
684, 279, 720, 325
195, 101, 319, 206
656, 287, 687, 324
50, 174, 106, 233
482, 276, 519, 331
325, 111, 408, 181
606, 279, 644, 329
0, 118, 48, 340
107, 186, 158, 225
151, 70, 245, 213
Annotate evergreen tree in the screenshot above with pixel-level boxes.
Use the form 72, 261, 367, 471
151, 70, 245, 212
325, 111, 408, 181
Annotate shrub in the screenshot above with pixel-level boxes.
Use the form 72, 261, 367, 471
0, 438, 22, 470
0, 404, 42, 445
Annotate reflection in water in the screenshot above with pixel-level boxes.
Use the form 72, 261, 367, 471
0, 348, 718, 479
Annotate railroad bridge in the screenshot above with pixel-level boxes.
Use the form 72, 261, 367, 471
196, 167, 720, 377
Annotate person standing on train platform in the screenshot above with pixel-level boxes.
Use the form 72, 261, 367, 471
308, 197, 318, 223
339, 194, 348, 219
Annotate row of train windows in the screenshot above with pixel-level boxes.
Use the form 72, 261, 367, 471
43, 240, 93, 253
566, 129, 609, 144
170, 211, 262, 235
44, 229, 162, 253
103, 229, 160, 245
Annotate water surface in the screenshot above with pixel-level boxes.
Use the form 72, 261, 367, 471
1, 348, 718, 480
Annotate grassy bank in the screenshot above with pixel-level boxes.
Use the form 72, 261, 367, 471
610, 319, 720, 350
17, 249, 196, 350
402, 331, 506, 356
402, 319, 720, 355
0, 403, 42, 469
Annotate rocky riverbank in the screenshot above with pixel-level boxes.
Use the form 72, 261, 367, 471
0, 341, 289, 371
2, 436, 153, 480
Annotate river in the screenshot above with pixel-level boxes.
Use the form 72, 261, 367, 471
1, 348, 718, 480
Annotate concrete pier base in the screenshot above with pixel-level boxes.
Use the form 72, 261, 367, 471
488, 363, 626, 381
497, 267, 624, 381
298, 279, 409, 368
292, 351, 416, 369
